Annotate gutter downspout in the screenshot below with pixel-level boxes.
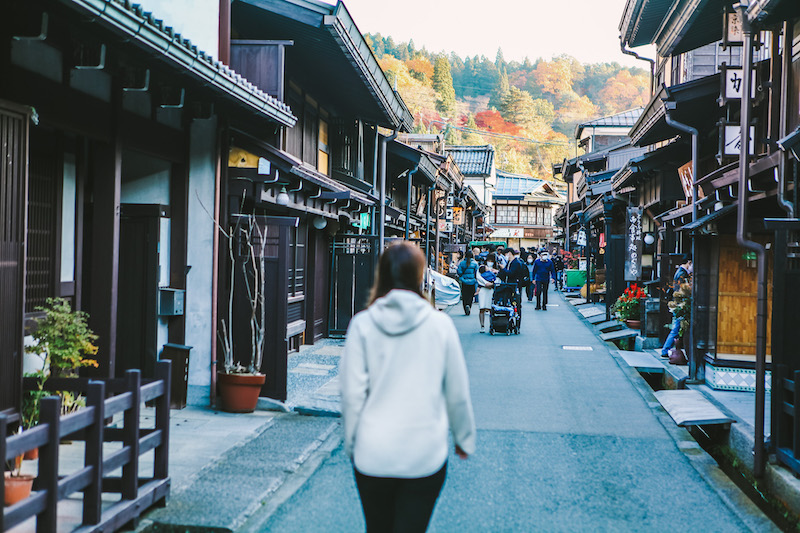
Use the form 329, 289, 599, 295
426, 171, 440, 270
379, 130, 398, 251
405, 166, 419, 240
778, 21, 795, 217
621, 43, 656, 98
738, 8, 767, 478
664, 104, 702, 384
372, 126, 380, 235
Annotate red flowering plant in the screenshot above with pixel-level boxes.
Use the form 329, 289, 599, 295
612, 284, 647, 321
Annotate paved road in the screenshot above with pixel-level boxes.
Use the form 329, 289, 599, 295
259, 289, 773, 532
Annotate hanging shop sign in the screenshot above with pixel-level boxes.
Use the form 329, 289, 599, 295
719, 65, 756, 105
452, 207, 464, 225
624, 207, 643, 281
434, 190, 447, 219
491, 227, 524, 238
359, 212, 371, 230
438, 220, 453, 233
446, 194, 455, 207
720, 124, 756, 158
576, 229, 587, 247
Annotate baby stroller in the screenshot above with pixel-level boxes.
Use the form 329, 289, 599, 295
489, 282, 520, 335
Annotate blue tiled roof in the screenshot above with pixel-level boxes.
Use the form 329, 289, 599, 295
446, 145, 495, 176
579, 108, 644, 129
494, 170, 544, 198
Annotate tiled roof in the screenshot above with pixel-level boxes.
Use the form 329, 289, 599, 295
446, 145, 495, 176
67, 0, 296, 126
494, 170, 544, 198
579, 108, 644, 129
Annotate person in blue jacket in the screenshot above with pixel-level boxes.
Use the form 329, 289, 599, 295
531, 250, 557, 310
456, 250, 479, 315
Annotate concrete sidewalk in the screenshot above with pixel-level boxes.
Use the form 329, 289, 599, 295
134, 339, 345, 532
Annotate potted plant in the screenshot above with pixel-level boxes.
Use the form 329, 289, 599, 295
4, 453, 34, 506
612, 284, 647, 329
22, 298, 99, 453
217, 215, 267, 413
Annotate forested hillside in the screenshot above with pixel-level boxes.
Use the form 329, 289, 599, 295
365, 33, 650, 180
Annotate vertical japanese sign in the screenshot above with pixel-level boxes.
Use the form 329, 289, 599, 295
624, 207, 643, 281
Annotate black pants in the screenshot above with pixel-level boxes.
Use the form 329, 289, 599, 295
535, 280, 550, 308
461, 284, 476, 314
354, 464, 447, 533
525, 282, 534, 301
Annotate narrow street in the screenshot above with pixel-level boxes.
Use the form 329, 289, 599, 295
254, 289, 775, 532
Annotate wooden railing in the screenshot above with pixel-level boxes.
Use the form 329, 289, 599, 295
1, 361, 171, 532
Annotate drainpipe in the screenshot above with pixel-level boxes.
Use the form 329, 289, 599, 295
621, 43, 656, 98
405, 166, 419, 240
737, 11, 767, 478
372, 126, 380, 235
664, 104, 701, 383
778, 21, 795, 217
379, 131, 398, 251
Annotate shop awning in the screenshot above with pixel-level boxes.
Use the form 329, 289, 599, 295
630, 74, 720, 147
747, 0, 800, 27
675, 203, 737, 232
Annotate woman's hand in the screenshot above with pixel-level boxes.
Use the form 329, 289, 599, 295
456, 445, 469, 459
487, 282, 494, 289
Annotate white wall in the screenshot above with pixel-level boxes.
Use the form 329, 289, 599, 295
136, 0, 220, 59
185, 117, 218, 389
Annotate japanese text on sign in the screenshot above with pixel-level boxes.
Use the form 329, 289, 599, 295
624, 207, 643, 281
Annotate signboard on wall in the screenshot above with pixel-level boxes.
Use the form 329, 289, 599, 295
624, 207, 643, 281
452, 207, 464, 225
434, 190, 447, 219
490, 227, 524, 238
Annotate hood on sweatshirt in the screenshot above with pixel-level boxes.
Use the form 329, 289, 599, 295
367, 289, 432, 336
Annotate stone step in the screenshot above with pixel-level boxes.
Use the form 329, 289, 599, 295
586, 314, 608, 324
595, 320, 624, 332
599, 328, 639, 341
616, 350, 664, 374
653, 390, 736, 427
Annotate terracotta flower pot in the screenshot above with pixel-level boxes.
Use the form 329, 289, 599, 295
217, 373, 266, 413
4, 473, 35, 506
23, 447, 38, 460
625, 319, 642, 330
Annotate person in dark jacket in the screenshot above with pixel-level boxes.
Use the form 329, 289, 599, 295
499, 248, 527, 318
531, 250, 557, 310
553, 254, 565, 290
456, 250, 479, 315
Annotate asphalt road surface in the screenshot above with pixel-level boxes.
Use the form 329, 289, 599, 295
260, 289, 773, 532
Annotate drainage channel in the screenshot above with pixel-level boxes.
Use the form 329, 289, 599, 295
632, 366, 798, 532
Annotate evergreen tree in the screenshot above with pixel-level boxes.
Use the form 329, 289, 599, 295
489, 67, 510, 110
432, 55, 456, 116
495, 47, 506, 70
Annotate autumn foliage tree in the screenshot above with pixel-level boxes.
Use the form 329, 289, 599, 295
366, 33, 649, 179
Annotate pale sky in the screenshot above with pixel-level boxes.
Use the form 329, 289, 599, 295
332, 0, 651, 68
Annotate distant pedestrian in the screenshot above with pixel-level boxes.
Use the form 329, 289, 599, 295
341, 242, 476, 533
499, 248, 527, 318
495, 246, 508, 269
456, 250, 479, 315
524, 254, 536, 301
531, 250, 557, 310
553, 254, 565, 291
476, 264, 497, 333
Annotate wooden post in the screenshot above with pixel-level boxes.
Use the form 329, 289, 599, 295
793, 370, 800, 461
154, 360, 171, 481
83, 381, 106, 525
0, 413, 7, 531
38, 396, 61, 533
122, 370, 140, 501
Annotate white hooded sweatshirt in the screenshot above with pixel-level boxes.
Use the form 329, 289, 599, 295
341, 289, 476, 478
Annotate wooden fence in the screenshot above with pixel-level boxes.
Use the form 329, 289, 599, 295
1, 361, 171, 532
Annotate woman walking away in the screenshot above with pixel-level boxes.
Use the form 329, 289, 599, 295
476, 264, 496, 332
341, 242, 476, 533
456, 250, 479, 315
